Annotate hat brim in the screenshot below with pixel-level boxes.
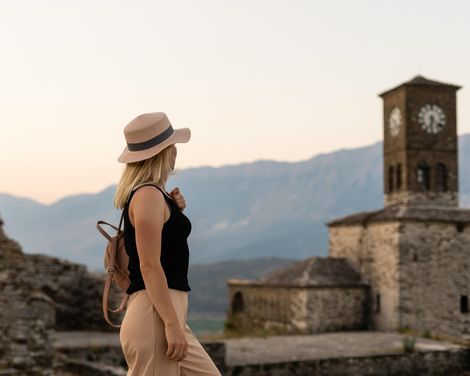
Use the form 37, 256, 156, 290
117, 127, 191, 163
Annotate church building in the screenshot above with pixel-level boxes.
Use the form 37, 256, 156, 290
226, 76, 470, 340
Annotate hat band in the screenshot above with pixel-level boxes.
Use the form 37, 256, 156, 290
127, 124, 174, 152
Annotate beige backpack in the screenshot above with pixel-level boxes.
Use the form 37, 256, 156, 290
96, 183, 156, 328
96, 209, 130, 328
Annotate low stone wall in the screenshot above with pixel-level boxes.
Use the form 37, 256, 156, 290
225, 349, 470, 376
54, 337, 227, 375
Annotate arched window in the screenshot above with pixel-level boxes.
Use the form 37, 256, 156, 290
435, 163, 448, 192
388, 166, 394, 192
396, 163, 402, 190
231, 291, 244, 313
416, 161, 431, 191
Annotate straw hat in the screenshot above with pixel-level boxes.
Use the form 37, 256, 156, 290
117, 112, 191, 163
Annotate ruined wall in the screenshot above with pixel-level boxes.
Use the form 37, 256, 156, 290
0, 217, 55, 374
26, 253, 124, 331
0, 215, 124, 373
227, 283, 368, 335
226, 285, 308, 335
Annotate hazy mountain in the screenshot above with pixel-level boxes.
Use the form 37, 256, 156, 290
2, 135, 470, 273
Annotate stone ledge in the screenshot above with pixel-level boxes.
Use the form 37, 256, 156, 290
225, 348, 470, 376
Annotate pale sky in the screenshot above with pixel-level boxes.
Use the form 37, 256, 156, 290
1, 0, 469, 205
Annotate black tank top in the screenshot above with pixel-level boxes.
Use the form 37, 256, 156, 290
123, 183, 192, 294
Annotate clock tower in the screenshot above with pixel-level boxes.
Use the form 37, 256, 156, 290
379, 75, 461, 207
328, 76, 470, 340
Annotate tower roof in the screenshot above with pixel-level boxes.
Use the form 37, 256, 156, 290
378, 75, 461, 97
326, 204, 470, 227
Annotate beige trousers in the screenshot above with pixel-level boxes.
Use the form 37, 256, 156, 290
119, 288, 222, 376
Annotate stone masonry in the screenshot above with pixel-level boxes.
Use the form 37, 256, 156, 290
0, 214, 125, 373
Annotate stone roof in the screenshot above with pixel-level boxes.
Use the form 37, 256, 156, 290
379, 75, 461, 97
256, 256, 363, 287
327, 204, 470, 227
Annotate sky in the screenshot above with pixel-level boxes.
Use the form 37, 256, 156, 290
0, 0, 469, 205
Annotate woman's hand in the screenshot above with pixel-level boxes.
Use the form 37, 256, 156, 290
164, 321, 188, 362
169, 187, 187, 211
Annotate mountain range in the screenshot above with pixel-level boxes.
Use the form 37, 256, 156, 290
2, 136, 470, 274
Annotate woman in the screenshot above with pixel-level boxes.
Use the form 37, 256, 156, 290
113, 112, 222, 376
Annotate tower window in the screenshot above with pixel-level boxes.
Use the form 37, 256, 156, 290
388, 166, 394, 193
396, 163, 402, 190
416, 161, 431, 191
461, 295, 469, 313
375, 293, 381, 313
435, 163, 448, 192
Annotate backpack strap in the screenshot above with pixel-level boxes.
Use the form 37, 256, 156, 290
96, 209, 127, 328
102, 251, 129, 329
96, 220, 119, 241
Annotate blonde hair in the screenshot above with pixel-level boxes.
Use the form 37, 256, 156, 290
113, 145, 175, 209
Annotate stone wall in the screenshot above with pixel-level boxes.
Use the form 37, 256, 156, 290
0, 216, 56, 374
329, 218, 470, 340
328, 225, 365, 269
26, 253, 124, 331
399, 220, 470, 339
226, 285, 308, 335
385, 190, 458, 208
225, 348, 470, 376
0, 215, 124, 373
306, 287, 368, 332
226, 283, 368, 335
329, 222, 401, 331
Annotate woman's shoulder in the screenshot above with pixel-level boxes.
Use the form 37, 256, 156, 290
128, 185, 171, 224
131, 184, 166, 202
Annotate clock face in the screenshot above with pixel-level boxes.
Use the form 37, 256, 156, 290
418, 104, 446, 134
388, 107, 401, 137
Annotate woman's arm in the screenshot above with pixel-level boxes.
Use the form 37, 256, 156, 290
132, 186, 178, 326
132, 186, 188, 361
